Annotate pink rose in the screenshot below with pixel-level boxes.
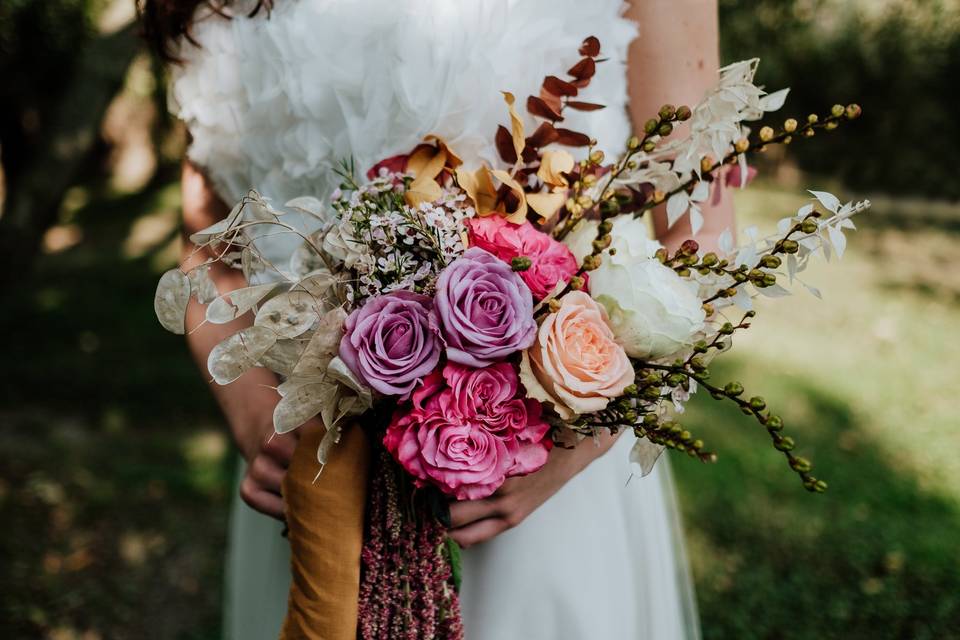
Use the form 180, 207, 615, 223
467, 217, 580, 300
466, 215, 526, 261
442, 362, 551, 474
520, 291, 634, 420
384, 363, 552, 500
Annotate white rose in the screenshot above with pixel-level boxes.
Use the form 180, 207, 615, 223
563, 215, 662, 265
590, 256, 705, 360
322, 216, 364, 269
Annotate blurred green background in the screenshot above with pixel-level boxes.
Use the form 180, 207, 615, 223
1, 0, 958, 638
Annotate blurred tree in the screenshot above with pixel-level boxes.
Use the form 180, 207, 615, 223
720, 0, 960, 201
0, 1, 139, 282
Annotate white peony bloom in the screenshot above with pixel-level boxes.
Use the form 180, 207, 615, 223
563, 219, 600, 264
590, 253, 705, 360
564, 215, 662, 265
605, 216, 664, 266
322, 216, 364, 269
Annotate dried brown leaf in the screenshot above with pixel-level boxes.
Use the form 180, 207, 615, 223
543, 75, 578, 97
538, 89, 563, 115
579, 36, 601, 57
565, 100, 606, 112
527, 96, 564, 122
554, 128, 592, 147
567, 57, 596, 81
496, 125, 517, 164
526, 122, 560, 148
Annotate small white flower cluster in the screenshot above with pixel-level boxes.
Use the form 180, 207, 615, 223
325, 174, 475, 303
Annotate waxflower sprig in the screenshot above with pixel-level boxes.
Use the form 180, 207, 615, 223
623, 101, 864, 224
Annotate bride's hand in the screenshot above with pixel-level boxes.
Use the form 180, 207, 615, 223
238, 423, 299, 520
447, 431, 620, 547
180, 161, 305, 522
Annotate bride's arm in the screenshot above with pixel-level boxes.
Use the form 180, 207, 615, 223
625, 0, 735, 252
180, 161, 309, 520
448, 0, 727, 547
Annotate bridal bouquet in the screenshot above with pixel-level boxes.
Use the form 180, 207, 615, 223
155, 37, 867, 639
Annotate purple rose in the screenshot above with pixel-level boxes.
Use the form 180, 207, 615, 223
339, 290, 442, 396
434, 247, 537, 367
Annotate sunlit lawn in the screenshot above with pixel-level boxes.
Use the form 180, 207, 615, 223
1, 173, 958, 638
676, 184, 960, 639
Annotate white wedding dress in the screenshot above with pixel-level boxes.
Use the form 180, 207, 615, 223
170, 1, 700, 638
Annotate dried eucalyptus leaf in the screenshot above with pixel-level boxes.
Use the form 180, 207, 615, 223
295, 270, 336, 299
189, 219, 232, 245
155, 269, 191, 335
255, 290, 318, 338
241, 191, 279, 221
187, 264, 219, 305
315, 422, 344, 472
327, 356, 373, 413
289, 240, 328, 278
629, 438, 665, 477
241, 245, 266, 278
273, 379, 329, 433
258, 338, 307, 377
206, 283, 277, 325
285, 196, 326, 220
292, 308, 346, 377
291, 335, 334, 378
207, 326, 277, 385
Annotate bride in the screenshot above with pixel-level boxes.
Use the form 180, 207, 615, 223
143, 0, 733, 637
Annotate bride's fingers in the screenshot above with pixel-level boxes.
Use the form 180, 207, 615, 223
263, 431, 298, 467
240, 474, 285, 520
249, 454, 286, 495
449, 497, 500, 528
448, 517, 509, 548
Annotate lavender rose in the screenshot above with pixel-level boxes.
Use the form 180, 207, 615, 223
434, 247, 537, 367
339, 290, 442, 396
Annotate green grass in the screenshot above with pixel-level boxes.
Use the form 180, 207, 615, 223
674, 184, 960, 639
1, 174, 958, 638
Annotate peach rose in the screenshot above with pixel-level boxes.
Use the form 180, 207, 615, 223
519, 291, 634, 420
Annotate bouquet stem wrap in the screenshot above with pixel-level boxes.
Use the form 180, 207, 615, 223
280, 424, 371, 640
